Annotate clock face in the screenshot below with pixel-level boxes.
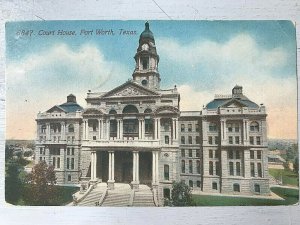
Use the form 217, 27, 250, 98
142, 43, 149, 50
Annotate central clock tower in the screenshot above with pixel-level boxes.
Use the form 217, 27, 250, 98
132, 22, 160, 90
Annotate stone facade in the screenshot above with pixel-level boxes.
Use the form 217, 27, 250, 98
35, 22, 270, 205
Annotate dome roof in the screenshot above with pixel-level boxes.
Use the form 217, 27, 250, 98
140, 22, 154, 40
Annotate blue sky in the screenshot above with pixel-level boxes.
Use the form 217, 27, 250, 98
5, 21, 297, 139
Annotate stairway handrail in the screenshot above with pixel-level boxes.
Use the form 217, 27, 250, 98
98, 188, 108, 206
129, 189, 135, 206
152, 187, 159, 207
73, 183, 94, 206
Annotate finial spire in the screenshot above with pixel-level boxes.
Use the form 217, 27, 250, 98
145, 21, 149, 30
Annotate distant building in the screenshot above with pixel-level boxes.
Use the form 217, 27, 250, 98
35, 22, 270, 206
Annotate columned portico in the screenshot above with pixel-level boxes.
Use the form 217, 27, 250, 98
107, 151, 115, 189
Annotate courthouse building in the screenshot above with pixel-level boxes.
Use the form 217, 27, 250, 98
35, 22, 270, 206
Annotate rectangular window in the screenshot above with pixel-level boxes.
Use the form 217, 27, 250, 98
256, 136, 261, 145
229, 150, 233, 159
189, 180, 193, 188
215, 161, 220, 176
235, 136, 239, 144
196, 136, 200, 144
164, 164, 169, 180
257, 163, 262, 177
228, 123, 233, 132
229, 162, 234, 176
189, 149, 193, 157
250, 136, 254, 145
250, 151, 254, 159
188, 136, 192, 144
236, 162, 241, 176
229, 136, 233, 144
189, 160, 193, 173
188, 124, 192, 132
209, 150, 213, 158
212, 182, 218, 190
257, 151, 262, 159
181, 160, 185, 173
196, 150, 200, 157
214, 136, 218, 145
196, 160, 200, 174
236, 150, 240, 159
181, 136, 185, 144
235, 124, 240, 132
67, 158, 70, 169
67, 148, 70, 155
165, 136, 169, 144
181, 149, 185, 157
68, 175, 71, 181
209, 161, 213, 175
195, 124, 199, 132
72, 136, 75, 142
197, 180, 201, 187
251, 162, 255, 177
208, 136, 213, 145
57, 157, 60, 169
39, 157, 42, 161
93, 136, 96, 140
53, 157, 56, 168
181, 124, 185, 132
71, 158, 75, 170
72, 148, 75, 155
40, 148, 43, 155
209, 123, 217, 132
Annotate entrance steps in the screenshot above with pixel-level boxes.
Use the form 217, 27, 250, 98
102, 183, 131, 207
77, 184, 106, 206
133, 185, 155, 207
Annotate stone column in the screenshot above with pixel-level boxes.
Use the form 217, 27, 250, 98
175, 118, 178, 141
138, 119, 142, 139
141, 119, 145, 139
155, 151, 159, 183
94, 152, 97, 180
98, 119, 101, 140
60, 122, 65, 141
132, 151, 139, 189
46, 122, 50, 141
86, 119, 90, 141
116, 119, 120, 139
91, 151, 94, 180
120, 119, 123, 140
108, 151, 115, 189
106, 119, 110, 140
156, 118, 161, 140
152, 151, 156, 184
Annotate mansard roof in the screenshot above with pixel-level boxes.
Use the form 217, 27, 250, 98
46, 102, 83, 113
101, 80, 160, 98
206, 98, 259, 109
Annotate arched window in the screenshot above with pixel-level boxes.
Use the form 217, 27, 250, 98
209, 122, 217, 132
122, 105, 139, 114
144, 108, 152, 113
254, 184, 260, 193
250, 121, 259, 132
68, 124, 74, 133
233, 183, 240, 192
41, 124, 46, 133
109, 109, 117, 114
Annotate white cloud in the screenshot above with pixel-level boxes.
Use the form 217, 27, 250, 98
6, 43, 130, 139
160, 34, 296, 139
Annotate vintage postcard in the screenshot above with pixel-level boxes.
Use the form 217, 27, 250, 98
5, 20, 298, 206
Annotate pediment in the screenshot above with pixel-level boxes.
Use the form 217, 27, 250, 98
83, 108, 103, 115
154, 106, 179, 114
46, 105, 66, 113
101, 81, 160, 98
220, 99, 247, 108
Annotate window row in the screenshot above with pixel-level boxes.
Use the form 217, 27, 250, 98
208, 121, 260, 133
181, 136, 200, 145
250, 150, 262, 160
232, 183, 261, 193
209, 150, 218, 159
67, 158, 75, 170
251, 162, 263, 177
40, 124, 75, 133
180, 123, 199, 132
181, 180, 201, 188
181, 160, 201, 174
208, 136, 219, 145
52, 156, 61, 169
209, 161, 220, 176
249, 136, 261, 145
229, 161, 242, 176
228, 136, 240, 144
181, 149, 201, 158
228, 150, 242, 160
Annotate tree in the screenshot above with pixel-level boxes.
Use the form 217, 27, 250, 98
23, 161, 57, 205
171, 181, 192, 206
5, 160, 22, 204
294, 156, 299, 174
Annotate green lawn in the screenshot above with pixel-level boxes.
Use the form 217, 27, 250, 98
191, 187, 298, 206
269, 168, 299, 186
